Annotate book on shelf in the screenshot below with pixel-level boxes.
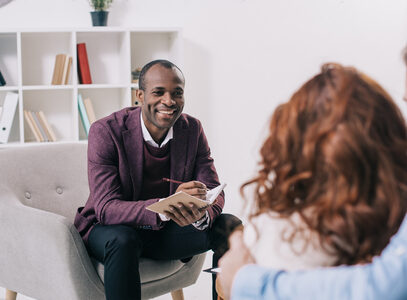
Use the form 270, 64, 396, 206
24, 110, 41, 142
83, 97, 96, 124
27, 111, 44, 142
63, 56, 73, 85
77, 43, 92, 84
51, 54, 72, 85
0, 92, 18, 143
24, 110, 56, 142
0, 69, 6, 86
38, 111, 57, 142
78, 94, 91, 136
32, 111, 48, 142
51, 54, 65, 85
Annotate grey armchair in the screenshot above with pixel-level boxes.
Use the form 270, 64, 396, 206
0, 143, 206, 300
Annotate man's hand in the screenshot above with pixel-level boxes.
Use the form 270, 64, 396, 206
164, 202, 207, 226
218, 230, 255, 300
164, 181, 208, 226
175, 180, 207, 200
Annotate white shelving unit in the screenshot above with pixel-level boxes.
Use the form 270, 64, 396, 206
0, 27, 183, 147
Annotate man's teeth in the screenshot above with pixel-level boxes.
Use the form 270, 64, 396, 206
158, 110, 175, 115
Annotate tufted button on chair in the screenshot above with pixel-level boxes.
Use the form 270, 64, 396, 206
0, 143, 206, 300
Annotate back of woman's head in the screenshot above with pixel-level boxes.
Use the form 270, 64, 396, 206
243, 63, 407, 265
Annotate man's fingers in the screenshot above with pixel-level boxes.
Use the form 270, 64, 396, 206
164, 207, 189, 226
188, 203, 206, 221
178, 181, 207, 190
182, 187, 207, 199
175, 203, 197, 223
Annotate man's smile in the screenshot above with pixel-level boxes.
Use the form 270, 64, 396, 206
157, 109, 177, 116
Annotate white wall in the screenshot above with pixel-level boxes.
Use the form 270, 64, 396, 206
1, 0, 406, 215
1, 0, 407, 299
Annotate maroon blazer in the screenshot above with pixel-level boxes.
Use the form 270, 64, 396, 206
74, 107, 224, 243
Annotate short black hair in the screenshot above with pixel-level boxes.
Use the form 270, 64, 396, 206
138, 59, 184, 91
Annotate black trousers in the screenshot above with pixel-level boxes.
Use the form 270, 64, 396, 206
87, 213, 241, 300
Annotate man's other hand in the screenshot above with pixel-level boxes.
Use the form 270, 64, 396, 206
218, 230, 255, 300
175, 180, 207, 200
164, 202, 206, 226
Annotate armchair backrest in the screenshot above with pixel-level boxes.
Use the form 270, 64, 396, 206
0, 143, 89, 223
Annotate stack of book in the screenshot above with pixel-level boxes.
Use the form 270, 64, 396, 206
51, 54, 72, 85
24, 110, 56, 142
78, 94, 96, 136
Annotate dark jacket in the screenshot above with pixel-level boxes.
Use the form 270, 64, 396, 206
74, 107, 224, 243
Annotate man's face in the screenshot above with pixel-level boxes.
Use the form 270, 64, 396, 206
137, 64, 185, 139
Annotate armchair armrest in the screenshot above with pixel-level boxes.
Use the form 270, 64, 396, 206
0, 188, 105, 300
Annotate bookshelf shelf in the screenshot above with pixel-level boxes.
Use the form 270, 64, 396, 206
22, 85, 75, 90
78, 83, 128, 89
0, 86, 19, 91
0, 27, 182, 146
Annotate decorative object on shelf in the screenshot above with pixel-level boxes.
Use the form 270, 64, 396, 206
88, 0, 112, 26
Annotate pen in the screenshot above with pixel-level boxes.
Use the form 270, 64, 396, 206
162, 178, 184, 184
162, 177, 210, 191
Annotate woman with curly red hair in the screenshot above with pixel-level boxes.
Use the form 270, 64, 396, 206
242, 63, 407, 269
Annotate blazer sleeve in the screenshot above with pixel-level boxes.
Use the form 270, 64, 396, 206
194, 121, 224, 225
87, 122, 163, 230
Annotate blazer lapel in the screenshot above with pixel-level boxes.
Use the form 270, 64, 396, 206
170, 118, 188, 194
122, 109, 144, 200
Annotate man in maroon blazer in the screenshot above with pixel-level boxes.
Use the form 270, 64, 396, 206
74, 60, 240, 300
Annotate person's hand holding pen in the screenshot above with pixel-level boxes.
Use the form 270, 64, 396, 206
162, 178, 208, 226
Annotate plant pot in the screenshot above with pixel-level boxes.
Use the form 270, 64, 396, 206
90, 11, 109, 26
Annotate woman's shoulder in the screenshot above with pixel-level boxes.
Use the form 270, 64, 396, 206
243, 211, 337, 270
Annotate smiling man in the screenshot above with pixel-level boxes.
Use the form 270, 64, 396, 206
74, 60, 241, 300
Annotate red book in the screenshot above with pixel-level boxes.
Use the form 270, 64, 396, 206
77, 43, 92, 84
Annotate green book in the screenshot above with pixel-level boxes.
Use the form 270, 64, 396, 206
78, 94, 90, 136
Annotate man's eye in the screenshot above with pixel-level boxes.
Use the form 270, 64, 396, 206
153, 91, 163, 96
173, 91, 183, 97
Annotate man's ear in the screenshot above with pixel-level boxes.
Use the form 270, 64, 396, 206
136, 89, 144, 105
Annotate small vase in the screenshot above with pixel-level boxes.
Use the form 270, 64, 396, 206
90, 11, 109, 26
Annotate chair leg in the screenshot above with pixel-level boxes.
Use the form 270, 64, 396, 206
5, 289, 17, 300
170, 289, 184, 300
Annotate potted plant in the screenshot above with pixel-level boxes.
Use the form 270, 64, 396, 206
88, 0, 113, 26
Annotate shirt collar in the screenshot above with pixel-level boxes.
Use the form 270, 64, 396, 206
140, 112, 173, 148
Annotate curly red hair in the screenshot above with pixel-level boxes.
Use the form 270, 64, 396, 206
242, 63, 407, 265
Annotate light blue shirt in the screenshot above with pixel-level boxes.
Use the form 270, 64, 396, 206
232, 214, 407, 300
